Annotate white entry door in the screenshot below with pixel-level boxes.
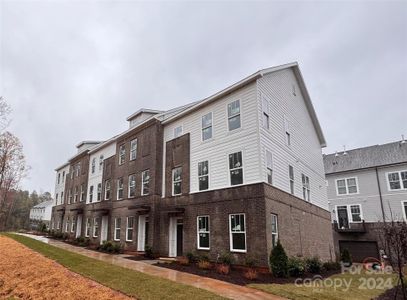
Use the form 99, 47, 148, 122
100, 216, 108, 244
75, 215, 82, 238
168, 217, 177, 257
137, 215, 147, 251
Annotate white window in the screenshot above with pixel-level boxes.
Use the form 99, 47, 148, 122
266, 150, 273, 184
198, 161, 209, 191
302, 174, 310, 201
350, 204, 362, 222
141, 170, 150, 196
262, 97, 270, 129
89, 185, 94, 203
289, 165, 294, 194
130, 139, 138, 160
97, 183, 102, 201
85, 218, 91, 237
114, 217, 121, 241
68, 189, 72, 204
119, 144, 125, 165
65, 217, 70, 232
74, 186, 78, 203
93, 217, 99, 237
80, 184, 85, 202
71, 216, 76, 233
99, 155, 104, 171
402, 201, 407, 221
91, 157, 96, 174
117, 178, 124, 200
271, 214, 278, 248
57, 173, 60, 184
172, 167, 182, 195
126, 216, 134, 242
174, 126, 183, 138
229, 151, 243, 185
229, 214, 246, 252
128, 174, 136, 198
387, 171, 407, 190
336, 177, 358, 195
284, 116, 291, 146
197, 216, 210, 250
227, 100, 241, 131
76, 163, 81, 177
202, 112, 213, 141
104, 180, 111, 200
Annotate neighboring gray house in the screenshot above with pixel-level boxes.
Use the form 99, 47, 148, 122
324, 139, 407, 262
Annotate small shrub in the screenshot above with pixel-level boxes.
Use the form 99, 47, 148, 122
340, 249, 352, 266
305, 256, 322, 274
178, 257, 189, 265
218, 252, 234, 266
323, 261, 341, 271
244, 256, 257, 268
288, 257, 306, 277
61, 233, 69, 241
186, 252, 198, 264
269, 241, 288, 278
144, 245, 154, 259
199, 253, 210, 262
98, 240, 122, 254
197, 260, 211, 270
216, 264, 230, 275
244, 269, 258, 280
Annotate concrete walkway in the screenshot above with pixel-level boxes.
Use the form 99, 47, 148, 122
17, 233, 285, 300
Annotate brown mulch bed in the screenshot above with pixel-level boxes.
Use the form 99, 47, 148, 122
154, 261, 339, 286
376, 285, 407, 300
124, 255, 154, 261
0, 235, 132, 300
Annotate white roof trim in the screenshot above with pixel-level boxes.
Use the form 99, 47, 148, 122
126, 109, 163, 121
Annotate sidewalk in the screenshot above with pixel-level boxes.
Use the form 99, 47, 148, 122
18, 233, 285, 300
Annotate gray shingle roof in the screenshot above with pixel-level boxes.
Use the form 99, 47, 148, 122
324, 141, 407, 174
32, 200, 53, 209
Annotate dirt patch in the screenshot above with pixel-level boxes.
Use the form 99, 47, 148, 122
0, 235, 132, 300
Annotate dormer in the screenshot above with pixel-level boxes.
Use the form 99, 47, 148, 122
127, 108, 163, 129
76, 141, 102, 153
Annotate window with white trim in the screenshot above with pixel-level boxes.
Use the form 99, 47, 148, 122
74, 186, 78, 203
350, 204, 362, 222
289, 165, 294, 194
93, 217, 99, 237
99, 155, 104, 171
85, 218, 91, 237
65, 217, 70, 232
97, 183, 102, 201
202, 112, 213, 141
271, 214, 278, 248
403, 201, 407, 221
284, 116, 291, 146
76, 163, 81, 177
227, 100, 241, 131
229, 151, 243, 185
119, 144, 125, 165
197, 216, 210, 249
387, 171, 407, 190
302, 174, 310, 201
198, 161, 209, 191
89, 185, 94, 203
128, 174, 136, 198
114, 218, 121, 241
229, 214, 246, 252
126, 216, 134, 242
71, 216, 76, 233
117, 178, 124, 200
130, 139, 138, 160
68, 189, 72, 204
172, 167, 182, 195
104, 179, 111, 200
336, 177, 358, 195
91, 157, 96, 174
262, 97, 270, 129
266, 150, 273, 184
80, 184, 85, 202
141, 170, 150, 195
174, 126, 183, 138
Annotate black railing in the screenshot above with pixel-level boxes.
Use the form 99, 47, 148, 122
333, 220, 366, 233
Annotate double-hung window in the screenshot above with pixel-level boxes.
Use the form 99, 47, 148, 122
57, 173, 60, 184
85, 218, 91, 237
93, 217, 99, 237
130, 139, 137, 160
387, 171, 407, 190
350, 205, 362, 222
97, 183, 102, 201
271, 214, 278, 248
141, 170, 150, 195
119, 145, 125, 165
302, 174, 310, 201
91, 158, 96, 174
227, 100, 241, 131
65, 217, 70, 232
61, 192, 64, 204
74, 186, 78, 203
198, 161, 209, 191
336, 177, 358, 195
197, 216, 210, 250
99, 155, 104, 171
229, 151, 243, 185
114, 218, 121, 241
289, 165, 294, 194
126, 216, 134, 242
76, 163, 81, 177
229, 214, 246, 252
202, 112, 213, 141
80, 184, 85, 202
117, 178, 124, 200
71, 216, 76, 233
172, 167, 182, 195
68, 189, 72, 204
128, 174, 136, 198
104, 180, 111, 200
266, 150, 273, 184
174, 126, 183, 138
89, 185, 94, 203
262, 97, 270, 129
402, 201, 407, 221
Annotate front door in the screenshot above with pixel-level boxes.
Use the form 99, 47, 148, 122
169, 217, 183, 257
100, 216, 108, 244
337, 206, 349, 229
75, 215, 82, 238
137, 215, 148, 251
176, 221, 183, 257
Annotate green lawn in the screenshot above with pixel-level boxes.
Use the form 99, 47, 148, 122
249, 270, 397, 300
3, 233, 224, 300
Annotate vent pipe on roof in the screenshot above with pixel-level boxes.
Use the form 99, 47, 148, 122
343, 145, 348, 155
334, 151, 339, 157
401, 135, 406, 144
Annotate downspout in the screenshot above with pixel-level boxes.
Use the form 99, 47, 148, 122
375, 167, 386, 222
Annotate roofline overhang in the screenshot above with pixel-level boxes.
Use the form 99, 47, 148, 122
325, 161, 407, 176
126, 109, 163, 121
75, 140, 103, 148
55, 162, 70, 171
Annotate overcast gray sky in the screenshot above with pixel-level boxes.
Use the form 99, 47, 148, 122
1, 0, 406, 193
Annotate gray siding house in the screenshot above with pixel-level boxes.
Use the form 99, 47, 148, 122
324, 139, 407, 262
